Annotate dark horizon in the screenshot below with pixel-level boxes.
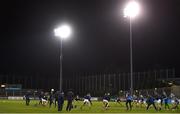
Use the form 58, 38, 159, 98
1, 0, 180, 79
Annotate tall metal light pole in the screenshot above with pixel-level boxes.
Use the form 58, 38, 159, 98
124, 0, 140, 95
60, 37, 63, 92
129, 16, 133, 95
54, 24, 72, 92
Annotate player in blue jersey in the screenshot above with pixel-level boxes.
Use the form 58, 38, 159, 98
25, 92, 30, 106
80, 93, 92, 109
126, 93, 133, 110
146, 95, 157, 111
57, 92, 64, 111
66, 90, 74, 111
164, 96, 170, 110
103, 93, 110, 110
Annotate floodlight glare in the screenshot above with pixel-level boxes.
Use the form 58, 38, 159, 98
54, 25, 71, 39
124, 1, 140, 18
1, 84, 5, 88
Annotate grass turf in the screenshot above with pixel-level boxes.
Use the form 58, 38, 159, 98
0, 100, 179, 113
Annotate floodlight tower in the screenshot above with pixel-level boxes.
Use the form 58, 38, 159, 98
124, 0, 140, 95
54, 24, 72, 92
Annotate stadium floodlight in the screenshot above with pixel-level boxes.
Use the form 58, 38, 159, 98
54, 24, 71, 39
54, 24, 72, 92
123, 0, 140, 95
1, 84, 5, 88
124, 1, 140, 18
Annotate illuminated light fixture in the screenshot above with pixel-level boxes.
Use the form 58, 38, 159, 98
124, 1, 140, 18
54, 24, 71, 39
1, 84, 5, 88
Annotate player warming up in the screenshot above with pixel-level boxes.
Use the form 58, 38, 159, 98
80, 93, 92, 110
126, 93, 133, 110
102, 93, 110, 110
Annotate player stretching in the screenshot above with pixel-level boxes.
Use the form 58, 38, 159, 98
126, 93, 133, 110
102, 93, 110, 110
146, 95, 157, 111
80, 93, 92, 110
171, 97, 179, 110
139, 94, 147, 107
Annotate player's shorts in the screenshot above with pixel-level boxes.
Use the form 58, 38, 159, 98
42, 98, 47, 102
103, 99, 109, 103
84, 99, 90, 103
171, 100, 175, 104
156, 99, 161, 104
143, 100, 146, 104
83, 99, 91, 106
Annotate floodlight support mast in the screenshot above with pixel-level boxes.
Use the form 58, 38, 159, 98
129, 16, 133, 95
60, 38, 63, 92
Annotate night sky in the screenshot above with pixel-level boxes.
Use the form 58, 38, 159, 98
1, 0, 180, 78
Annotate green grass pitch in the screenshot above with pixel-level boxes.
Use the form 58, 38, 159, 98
0, 100, 179, 113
